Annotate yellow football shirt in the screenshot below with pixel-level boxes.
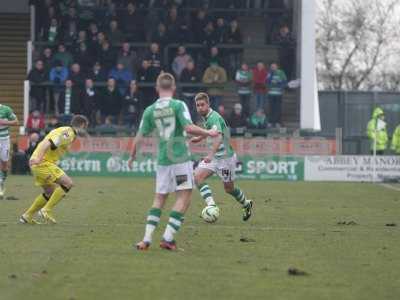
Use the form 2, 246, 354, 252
31, 126, 76, 163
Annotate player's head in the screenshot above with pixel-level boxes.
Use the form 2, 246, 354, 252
156, 72, 176, 96
71, 115, 89, 136
195, 92, 211, 117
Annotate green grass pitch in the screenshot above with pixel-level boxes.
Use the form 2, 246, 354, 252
0, 176, 399, 300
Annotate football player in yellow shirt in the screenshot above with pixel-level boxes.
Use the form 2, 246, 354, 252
20, 115, 89, 224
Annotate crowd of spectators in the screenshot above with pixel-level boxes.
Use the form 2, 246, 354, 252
27, 0, 294, 133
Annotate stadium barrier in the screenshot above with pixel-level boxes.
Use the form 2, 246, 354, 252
17, 136, 400, 181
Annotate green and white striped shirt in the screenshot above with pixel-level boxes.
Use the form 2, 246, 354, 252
0, 104, 16, 139
202, 109, 234, 159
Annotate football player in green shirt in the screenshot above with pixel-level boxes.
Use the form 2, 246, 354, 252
192, 93, 253, 221
0, 104, 18, 198
128, 73, 218, 251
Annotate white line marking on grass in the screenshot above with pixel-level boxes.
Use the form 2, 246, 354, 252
380, 183, 400, 192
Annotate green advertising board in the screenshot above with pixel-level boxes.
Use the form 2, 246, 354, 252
60, 153, 304, 181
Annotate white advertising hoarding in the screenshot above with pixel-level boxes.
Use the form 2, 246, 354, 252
305, 156, 400, 182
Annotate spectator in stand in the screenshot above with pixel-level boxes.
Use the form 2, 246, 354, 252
109, 62, 134, 96
49, 60, 69, 115
276, 25, 296, 80
151, 23, 169, 50
192, 9, 208, 43
69, 63, 86, 88
224, 19, 243, 75
180, 60, 200, 116
178, 17, 192, 43
98, 40, 117, 72
265, 0, 287, 44
123, 80, 143, 128
202, 21, 218, 48
26, 110, 45, 134
137, 60, 158, 108
235, 63, 252, 117
248, 108, 268, 129
267, 62, 287, 128
75, 42, 94, 73
45, 115, 62, 134
88, 61, 108, 82
88, 22, 99, 45
42, 6, 58, 39
215, 17, 227, 44
54, 44, 73, 68
207, 47, 224, 68
99, 78, 123, 123
93, 31, 106, 57
81, 78, 98, 126
74, 30, 88, 51
117, 42, 139, 74
228, 103, 247, 130
25, 132, 41, 159
62, 6, 80, 43
58, 79, 82, 122
121, 2, 145, 42
145, 43, 163, 75
172, 46, 192, 79
202, 62, 228, 109
217, 104, 227, 119
28, 60, 48, 111
45, 18, 60, 45
95, 115, 118, 135
40, 47, 54, 74
252, 61, 268, 110
165, 6, 180, 43
108, 20, 123, 45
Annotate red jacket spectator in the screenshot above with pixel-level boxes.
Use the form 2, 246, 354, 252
252, 63, 268, 94
26, 110, 45, 133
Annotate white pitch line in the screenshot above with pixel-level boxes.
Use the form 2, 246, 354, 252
380, 183, 400, 192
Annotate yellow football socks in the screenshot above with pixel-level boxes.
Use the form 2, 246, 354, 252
42, 186, 66, 211
24, 194, 48, 217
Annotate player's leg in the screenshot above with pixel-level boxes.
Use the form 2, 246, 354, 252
194, 166, 216, 206
20, 184, 55, 224
0, 139, 10, 197
223, 181, 253, 221
136, 165, 172, 250
39, 173, 73, 224
160, 161, 194, 250
219, 155, 253, 221
160, 189, 192, 251
136, 193, 168, 250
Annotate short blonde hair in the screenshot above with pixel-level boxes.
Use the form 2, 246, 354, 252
156, 72, 176, 91
194, 92, 210, 104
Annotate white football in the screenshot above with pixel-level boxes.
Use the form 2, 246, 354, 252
201, 206, 220, 223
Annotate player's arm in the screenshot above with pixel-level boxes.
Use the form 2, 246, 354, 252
130, 132, 143, 161
185, 124, 218, 138
128, 109, 153, 168
190, 135, 206, 143
0, 118, 18, 126
0, 111, 18, 126
29, 140, 51, 166
177, 103, 218, 138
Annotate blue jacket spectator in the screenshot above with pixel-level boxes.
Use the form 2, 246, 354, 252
50, 61, 69, 93
109, 63, 134, 96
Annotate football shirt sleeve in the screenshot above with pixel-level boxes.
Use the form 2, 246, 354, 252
138, 108, 154, 136
7, 107, 16, 121
176, 101, 193, 127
